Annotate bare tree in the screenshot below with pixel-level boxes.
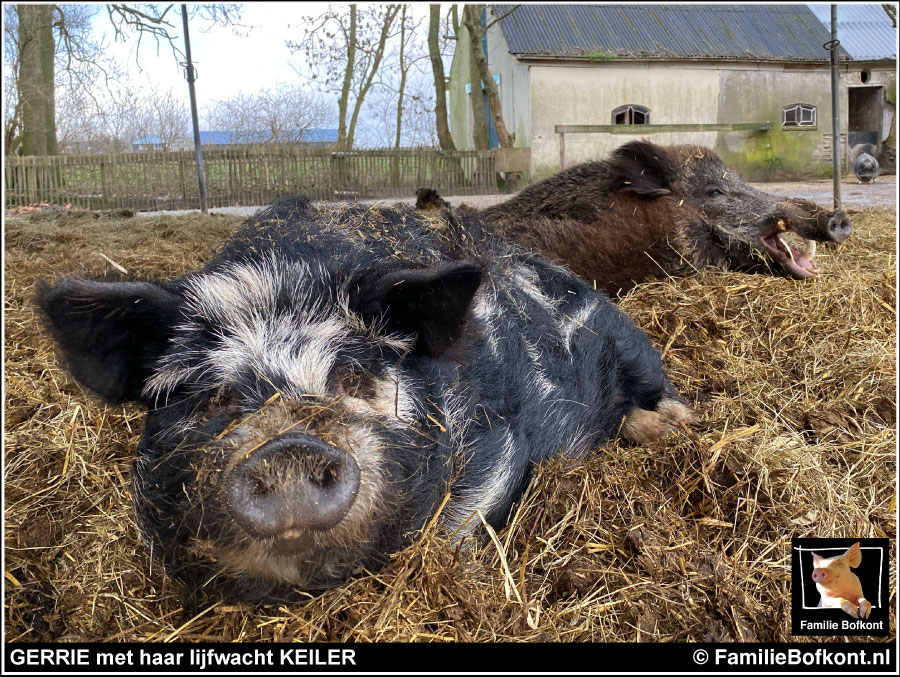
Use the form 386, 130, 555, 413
4, 5, 23, 154
17, 5, 56, 155
459, 6, 488, 150
7, 3, 241, 156
204, 86, 333, 142
463, 4, 513, 149
393, 5, 409, 149
400, 79, 439, 147
104, 4, 243, 62
428, 4, 454, 150
148, 87, 190, 150
371, 5, 429, 149
56, 83, 186, 154
289, 4, 402, 150
6, 4, 113, 155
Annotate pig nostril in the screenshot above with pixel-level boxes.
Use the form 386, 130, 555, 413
250, 477, 275, 496
313, 464, 340, 488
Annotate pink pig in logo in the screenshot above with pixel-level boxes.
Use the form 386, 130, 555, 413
811, 542, 871, 619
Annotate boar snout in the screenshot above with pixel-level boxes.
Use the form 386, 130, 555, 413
826, 210, 852, 244
226, 433, 361, 538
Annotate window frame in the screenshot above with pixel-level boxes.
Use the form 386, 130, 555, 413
611, 104, 651, 125
782, 103, 817, 128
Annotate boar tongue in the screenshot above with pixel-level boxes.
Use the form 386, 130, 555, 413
761, 232, 819, 279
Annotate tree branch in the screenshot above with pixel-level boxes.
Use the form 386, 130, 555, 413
484, 4, 520, 32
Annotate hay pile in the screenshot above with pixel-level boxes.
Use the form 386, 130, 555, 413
4, 205, 896, 642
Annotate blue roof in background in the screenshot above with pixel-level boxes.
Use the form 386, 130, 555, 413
199, 130, 262, 145
807, 4, 896, 61
199, 129, 339, 145
493, 4, 849, 61
301, 128, 339, 143
132, 130, 339, 146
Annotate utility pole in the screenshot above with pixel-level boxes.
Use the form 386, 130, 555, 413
182, 5, 208, 214
829, 5, 841, 210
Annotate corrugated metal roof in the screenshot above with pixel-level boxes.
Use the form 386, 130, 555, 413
494, 4, 849, 61
807, 4, 896, 61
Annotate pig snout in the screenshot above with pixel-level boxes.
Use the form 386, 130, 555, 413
226, 433, 361, 537
811, 567, 829, 585
825, 211, 852, 244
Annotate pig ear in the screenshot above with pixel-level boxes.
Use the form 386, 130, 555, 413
36, 279, 182, 404
608, 140, 674, 198
350, 262, 482, 357
811, 552, 823, 565
845, 542, 862, 568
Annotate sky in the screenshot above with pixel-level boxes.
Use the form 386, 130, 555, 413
89, 2, 444, 129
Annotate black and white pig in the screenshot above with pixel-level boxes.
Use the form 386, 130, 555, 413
37, 197, 691, 600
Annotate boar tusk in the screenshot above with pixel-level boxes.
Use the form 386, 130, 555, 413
778, 236, 796, 264
800, 239, 817, 258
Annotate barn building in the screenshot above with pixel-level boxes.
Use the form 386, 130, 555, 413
448, 4, 897, 180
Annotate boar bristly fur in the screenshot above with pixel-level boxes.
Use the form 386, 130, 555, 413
472, 141, 852, 296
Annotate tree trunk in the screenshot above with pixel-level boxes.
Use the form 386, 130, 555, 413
41, 5, 57, 155
428, 4, 454, 150
394, 5, 406, 149
346, 4, 398, 150
464, 4, 512, 149
465, 7, 489, 150
336, 5, 357, 151
18, 4, 49, 156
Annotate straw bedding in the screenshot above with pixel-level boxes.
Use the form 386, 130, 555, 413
4, 203, 895, 642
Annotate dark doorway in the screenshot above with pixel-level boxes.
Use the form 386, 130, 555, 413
847, 86, 884, 171
848, 86, 883, 135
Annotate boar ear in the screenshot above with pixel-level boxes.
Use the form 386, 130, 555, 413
36, 279, 182, 404
608, 141, 674, 198
844, 542, 862, 568
350, 262, 482, 357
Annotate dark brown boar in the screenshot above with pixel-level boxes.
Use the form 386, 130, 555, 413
470, 141, 852, 296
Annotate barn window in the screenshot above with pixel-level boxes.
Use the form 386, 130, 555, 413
612, 105, 650, 125
782, 103, 817, 127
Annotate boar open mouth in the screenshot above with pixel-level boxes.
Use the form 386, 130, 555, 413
759, 222, 818, 279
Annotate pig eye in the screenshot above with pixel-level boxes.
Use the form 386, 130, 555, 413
203, 388, 241, 416
333, 367, 377, 399
706, 187, 725, 197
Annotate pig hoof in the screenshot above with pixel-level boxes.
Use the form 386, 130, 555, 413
840, 600, 861, 618
858, 598, 872, 619
656, 398, 694, 425
622, 409, 676, 444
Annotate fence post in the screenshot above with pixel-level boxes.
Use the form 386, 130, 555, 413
180, 157, 187, 207
100, 160, 108, 208
559, 130, 566, 171
26, 157, 37, 205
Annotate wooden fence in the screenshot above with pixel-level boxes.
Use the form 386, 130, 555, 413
3, 146, 500, 211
